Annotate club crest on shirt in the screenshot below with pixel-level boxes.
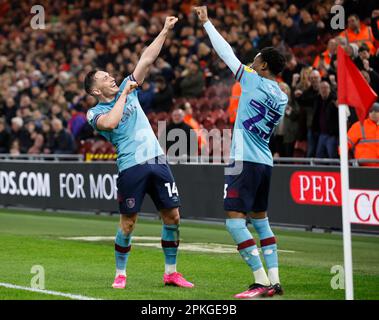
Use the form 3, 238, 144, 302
126, 198, 135, 208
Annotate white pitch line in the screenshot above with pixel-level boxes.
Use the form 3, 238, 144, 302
60, 236, 296, 254
62, 236, 160, 242
0, 283, 102, 300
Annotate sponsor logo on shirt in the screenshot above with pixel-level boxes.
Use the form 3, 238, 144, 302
121, 105, 137, 122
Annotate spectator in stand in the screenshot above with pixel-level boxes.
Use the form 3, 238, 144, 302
67, 105, 87, 139
9, 140, 20, 156
345, 43, 359, 60
10, 117, 31, 154
297, 10, 318, 46
2, 97, 17, 125
313, 38, 337, 77
361, 69, 379, 97
0, 117, 10, 153
138, 81, 155, 114
41, 120, 55, 154
179, 60, 205, 98
152, 76, 173, 113
51, 118, 76, 154
282, 53, 305, 86
180, 102, 206, 153
25, 120, 44, 154
370, 9, 379, 42
165, 108, 196, 159
278, 82, 299, 158
239, 40, 258, 66
353, 44, 379, 97
339, 14, 376, 55
294, 70, 321, 157
312, 81, 339, 159
347, 103, 379, 167
282, 16, 300, 47
292, 66, 312, 92
49, 104, 66, 125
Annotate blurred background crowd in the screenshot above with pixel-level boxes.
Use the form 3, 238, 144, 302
0, 0, 378, 163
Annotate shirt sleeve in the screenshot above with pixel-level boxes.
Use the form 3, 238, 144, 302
86, 107, 104, 130
236, 64, 260, 90
118, 74, 139, 98
203, 21, 242, 76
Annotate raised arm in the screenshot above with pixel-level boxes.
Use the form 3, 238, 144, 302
194, 6, 242, 75
96, 80, 138, 131
133, 16, 178, 85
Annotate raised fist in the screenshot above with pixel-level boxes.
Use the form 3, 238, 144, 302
194, 6, 208, 23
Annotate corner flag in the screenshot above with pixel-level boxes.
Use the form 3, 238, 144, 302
337, 46, 377, 123
337, 45, 377, 300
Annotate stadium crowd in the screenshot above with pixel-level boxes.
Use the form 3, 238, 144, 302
0, 0, 378, 164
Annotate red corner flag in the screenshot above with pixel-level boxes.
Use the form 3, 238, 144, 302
337, 46, 377, 123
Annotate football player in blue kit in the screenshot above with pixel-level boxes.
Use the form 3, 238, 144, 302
84, 16, 194, 289
195, 6, 288, 299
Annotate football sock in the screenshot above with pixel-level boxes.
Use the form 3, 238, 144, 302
226, 218, 270, 286
251, 218, 280, 284
165, 264, 177, 274
161, 224, 179, 273
114, 228, 132, 276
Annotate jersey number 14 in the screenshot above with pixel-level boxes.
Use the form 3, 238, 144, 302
165, 182, 179, 198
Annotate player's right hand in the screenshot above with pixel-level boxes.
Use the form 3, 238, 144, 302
163, 16, 178, 31
194, 6, 208, 23
123, 80, 138, 96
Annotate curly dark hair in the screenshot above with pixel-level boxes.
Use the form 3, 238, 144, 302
260, 47, 286, 76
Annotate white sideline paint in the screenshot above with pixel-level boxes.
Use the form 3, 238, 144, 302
63, 236, 161, 242
60, 236, 296, 254
0, 282, 102, 300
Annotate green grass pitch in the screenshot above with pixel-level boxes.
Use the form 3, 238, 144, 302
0, 208, 378, 300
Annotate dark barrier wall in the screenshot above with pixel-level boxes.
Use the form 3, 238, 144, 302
0, 161, 378, 232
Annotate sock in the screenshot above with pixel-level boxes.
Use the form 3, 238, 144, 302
226, 218, 270, 286
165, 264, 177, 274
251, 218, 280, 284
161, 224, 179, 273
114, 228, 132, 276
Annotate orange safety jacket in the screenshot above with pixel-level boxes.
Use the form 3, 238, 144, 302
313, 49, 332, 77
227, 82, 241, 124
340, 23, 376, 55
184, 114, 206, 151
347, 118, 379, 167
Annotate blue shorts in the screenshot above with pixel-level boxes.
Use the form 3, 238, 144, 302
224, 161, 272, 213
117, 156, 180, 214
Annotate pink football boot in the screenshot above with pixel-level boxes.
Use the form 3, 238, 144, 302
112, 275, 127, 289
163, 272, 194, 288
234, 283, 272, 299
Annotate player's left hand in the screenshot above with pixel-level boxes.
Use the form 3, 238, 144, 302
164, 16, 178, 31
194, 6, 208, 23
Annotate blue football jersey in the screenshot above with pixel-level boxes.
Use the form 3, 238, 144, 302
232, 65, 288, 166
86, 75, 164, 172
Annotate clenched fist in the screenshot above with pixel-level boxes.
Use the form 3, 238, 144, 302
163, 16, 178, 31
122, 80, 138, 96
194, 6, 209, 24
